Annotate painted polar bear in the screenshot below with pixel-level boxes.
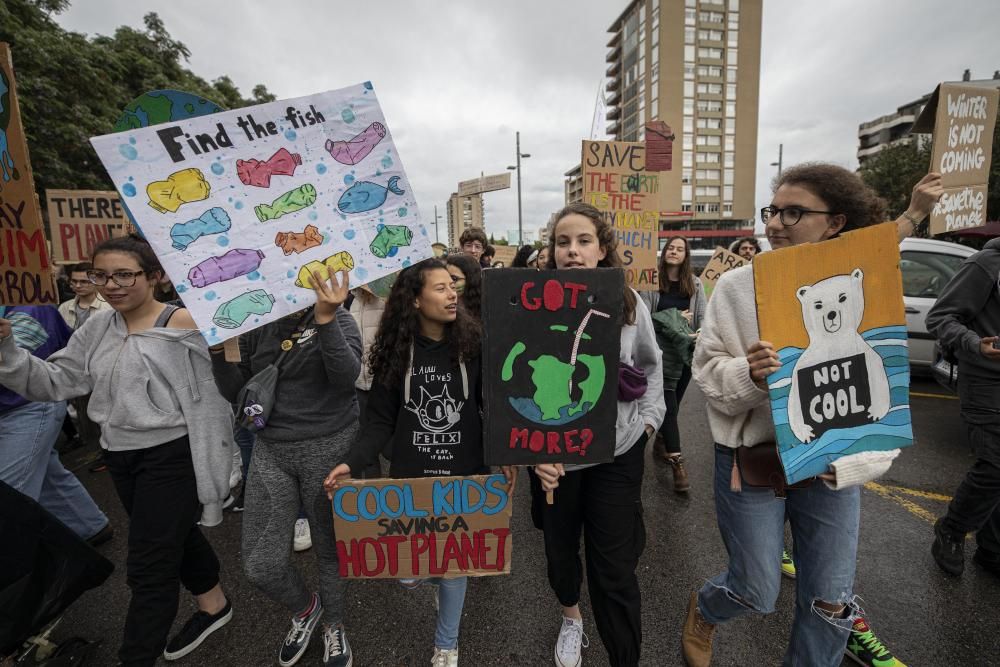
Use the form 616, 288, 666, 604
786, 268, 891, 444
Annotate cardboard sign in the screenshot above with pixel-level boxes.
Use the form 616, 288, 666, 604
700, 246, 747, 298
481, 268, 623, 465
90, 82, 433, 344
457, 172, 511, 197
490, 244, 518, 267
332, 474, 513, 579
581, 140, 668, 291
0, 44, 57, 306
913, 83, 999, 235
46, 190, 127, 263
754, 224, 913, 484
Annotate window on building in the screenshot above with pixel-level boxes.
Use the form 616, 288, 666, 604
682, 203, 692, 212
683, 132, 693, 149
696, 99, 722, 112
729, 0, 740, 10
685, 45, 696, 62
683, 117, 694, 132
696, 168, 721, 179
699, 11, 724, 23
696, 186, 720, 197
725, 118, 735, 134
695, 203, 706, 213
685, 9, 696, 25
682, 168, 692, 184
651, 98, 658, 119
724, 152, 734, 167
698, 65, 723, 77
696, 135, 721, 146
699, 47, 723, 59
726, 84, 737, 98
685, 27, 696, 44
685, 0, 696, 6
697, 82, 723, 94
724, 186, 734, 200
728, 13, 739, 31
728, 30, 739, 47
696, 117, 721, 130
699, 29, 724, 41
706, 203, 720, 213
727, 67, 738, 83
725, 101, 736, 117
725, 135, 735, 151
685, 64, 696, 80
727, 48, 738, 65
697, 152, 720, 163
683, 151, 693, 167
684, 98, 695, 114
724, 169, 734, 185
684, 81, 695, 97
682, 185, 692, 200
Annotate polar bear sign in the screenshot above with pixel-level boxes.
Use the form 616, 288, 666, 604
753, 224, 914, 484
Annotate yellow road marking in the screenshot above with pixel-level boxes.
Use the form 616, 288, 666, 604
864, 481, 950, 525
911, 391, 958, 400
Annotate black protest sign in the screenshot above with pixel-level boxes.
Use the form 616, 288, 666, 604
795, 353, 872, 441
482, 268, 623, 465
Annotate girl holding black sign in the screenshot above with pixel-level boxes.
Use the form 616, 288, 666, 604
533, 202, 665, 667
325, 258, 493, 667
681, 164, 914, 667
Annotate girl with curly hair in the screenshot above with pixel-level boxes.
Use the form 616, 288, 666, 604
325, 258, 489, 667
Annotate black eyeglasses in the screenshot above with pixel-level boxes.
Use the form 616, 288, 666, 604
87, 269, 145, 287
760, 205, 835, 227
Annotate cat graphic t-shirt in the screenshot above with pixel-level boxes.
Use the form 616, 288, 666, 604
348, 335, 485, 478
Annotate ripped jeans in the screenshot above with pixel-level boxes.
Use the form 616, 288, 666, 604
698, 445, 861, 667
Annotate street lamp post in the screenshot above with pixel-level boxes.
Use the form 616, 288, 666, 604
506, 131, 530, 245
770, 143, 783, 178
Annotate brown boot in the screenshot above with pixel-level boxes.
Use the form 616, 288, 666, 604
668, 455, 690, 493
682, 591, 714, 667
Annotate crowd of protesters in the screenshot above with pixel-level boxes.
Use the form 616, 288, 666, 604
3, 164, 997, 667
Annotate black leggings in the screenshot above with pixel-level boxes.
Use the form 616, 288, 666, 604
659, 364, 692, 455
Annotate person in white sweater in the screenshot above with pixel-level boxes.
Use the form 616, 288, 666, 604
534, 203, 665, 667
681, 164, 908, 667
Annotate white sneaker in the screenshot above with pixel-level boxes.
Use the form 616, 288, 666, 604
293, 518, 312, 552
431, 647, 458, 667
229, 449, 243, 489
554, 616, 588, 667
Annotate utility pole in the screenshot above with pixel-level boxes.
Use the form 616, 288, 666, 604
507, 132, 530, 245
771, 143, 783, 177
433, 205, 440, 244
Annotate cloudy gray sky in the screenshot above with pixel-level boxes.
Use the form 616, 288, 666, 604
58, 0, 1000, 241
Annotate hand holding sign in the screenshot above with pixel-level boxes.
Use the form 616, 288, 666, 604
0, 318, 12, 340
324, 463, 352, 500
535, 463, 565, 492
981, 336, 1000, 361
747, 340, 781, 388
311, 268, 349, 325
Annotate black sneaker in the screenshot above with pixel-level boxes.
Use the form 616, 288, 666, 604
231, 486, 245, 513
931, 518, 965, 576
973, 547, 1000, 578
163, 598, 233, 661
279, 594, 323, 666
321, 624, 352, 667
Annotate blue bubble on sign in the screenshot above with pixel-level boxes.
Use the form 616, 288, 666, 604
388, 246, 399, 258
176, 283, 188, 293
316, 163, 327, 175
210, 162, 224, 176
354, 267, 368, 280
341, 108, 355, 124
287, 269, 295, 278
122, 183, 136, 197
344, 229, 356, 240
119, 144, 138, 160
402, 259, 411, 268
205, 291, 217, 301
234, 201, 244, 210
247, 271, 261, 281
129, 137, 136, 145
397, 207, 407, 217
381, 155, 393, 169
344, 174, 355, 185
284, 129, 297, 141
308, 210, 318, 221
217, 236, 230, 247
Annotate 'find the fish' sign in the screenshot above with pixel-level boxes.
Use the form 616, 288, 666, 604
482, 268, 623, 466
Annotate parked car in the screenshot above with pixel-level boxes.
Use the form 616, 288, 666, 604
898, 237, 976, 372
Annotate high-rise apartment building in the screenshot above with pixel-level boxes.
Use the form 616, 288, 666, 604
445, 192, 485, 248
602, 0, 762, 249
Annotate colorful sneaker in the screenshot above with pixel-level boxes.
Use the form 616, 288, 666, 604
278, 593, 323, 666
163, 598, 233, 661
554, 616, 588, 667
293, 517, 312, 552
431, 647, 459, 667
931, 518, 964, 576
321, 624, 353, 667
845, 617, 907, 667
780, 550, 796, 579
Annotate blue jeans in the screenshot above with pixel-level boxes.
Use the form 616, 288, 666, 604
0, 401, 108, 540
234, 423, 255, 481
399, 577, 468, 650
698, 446, 861, 667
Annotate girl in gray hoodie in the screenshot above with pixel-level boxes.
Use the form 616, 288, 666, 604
0, 236, 234, 667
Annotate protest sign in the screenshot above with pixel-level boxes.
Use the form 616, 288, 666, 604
700, 246, 747, 298
491, 244, 517, 267
912, 82, 999, 235
754, 224, 913, 484
332, 474, 512, 579
481, 268, 623, 466
90, 82, 432, 344
46, 190, 127, 263
458, 172, 511, 197
582, 140, 667, 291
0, 44, 57, 306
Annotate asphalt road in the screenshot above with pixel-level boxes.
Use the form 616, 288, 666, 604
47, 378, 1000, 666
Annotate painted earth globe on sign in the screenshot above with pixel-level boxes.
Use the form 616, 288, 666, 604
503, 326, 607, 426
113, 90, 223, 132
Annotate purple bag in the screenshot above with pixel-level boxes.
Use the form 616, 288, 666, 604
618, 362, 648, 401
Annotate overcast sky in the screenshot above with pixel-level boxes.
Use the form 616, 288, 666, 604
57, 0, 1000, 241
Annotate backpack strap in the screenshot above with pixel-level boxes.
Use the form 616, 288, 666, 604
153, 304, 180, 328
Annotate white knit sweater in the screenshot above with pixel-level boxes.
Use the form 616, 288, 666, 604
692, 265, 898, 490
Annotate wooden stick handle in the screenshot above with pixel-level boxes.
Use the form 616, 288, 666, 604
546, 489, 554, 505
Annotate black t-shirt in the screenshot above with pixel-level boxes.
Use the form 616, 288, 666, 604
347, 335, 486, 478
657, 281, 691, 312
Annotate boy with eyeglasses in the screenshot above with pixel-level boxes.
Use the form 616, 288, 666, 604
57, 262, 112, 329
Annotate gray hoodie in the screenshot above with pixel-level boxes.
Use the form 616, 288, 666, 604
926, 237, 1000, 382
0, 309, 233, 507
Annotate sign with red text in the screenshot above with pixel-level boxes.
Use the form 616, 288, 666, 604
481, 268, 623, 465
913, 82, 999, 235
46, 190, 127, 263
0, 44, 57, 305
332, 474, 512, 579
700, 246, 747, 298
582, 140, 668, 291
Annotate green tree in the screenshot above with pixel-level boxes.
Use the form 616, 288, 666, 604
0, 0, 276, 195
